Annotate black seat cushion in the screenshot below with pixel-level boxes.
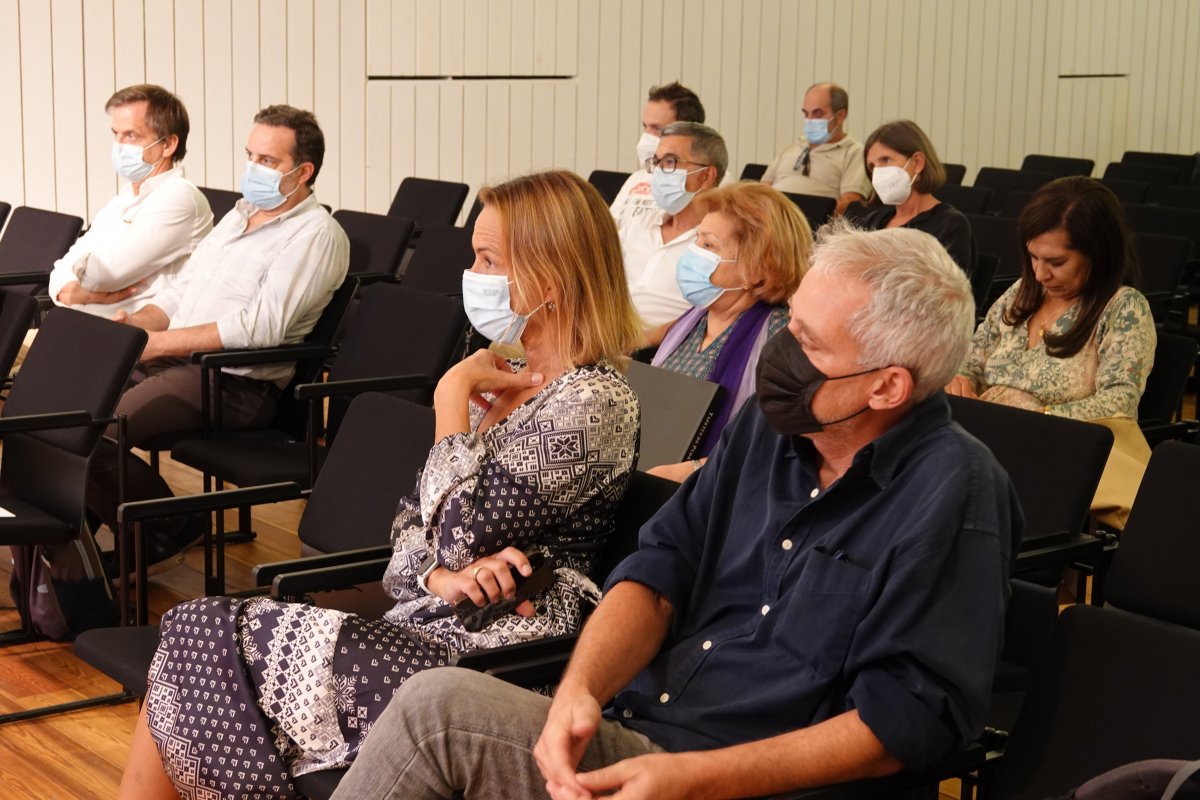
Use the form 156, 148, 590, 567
171, 438, 326, 489
0, 492, 75, 545
73, 625, 161, 696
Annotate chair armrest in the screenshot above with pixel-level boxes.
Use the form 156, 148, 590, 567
452, 633, 579, 688
0, 410, 93, 435
353, 271, 400, 286
1014, 531, 1103, 573
118, 481, 303, 525
270, 557, 391, 600
293, 373, 435, 401
192, 343, 335, 369
253, 545, 393, 586
0, 271, 50, 286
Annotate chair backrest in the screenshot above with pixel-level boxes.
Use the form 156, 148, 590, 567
463, 199, 484, 231
387, 177, 469, 227
947, 396, 1112, 546
998, 190, 1034, 219
196, 186, 242, 224
966, 213, 1023, 301
1020, 154, 1094, 178
781, 192, 837, 232
1099, 176, 1151, 203
1122, 150, 1197, 180
1149, 184, 1200, 210
739, 163, 767, 182
594, 471, 680, 585
1137, 333, 1197, 425
1122, 202, 1200, 258
298, 392, 435, 553
970, 253, 999, 311
587, 170, 632, 206
990, 604, 1200, 800
624, 360, 723, 468
942, 162, 967, 185
0, 201, 11, 231
401, 223, 473, 296
935, 183, 992, 215
1105, 161, 1186, 188
0, 206, 84, 293
1133, 232, 1191, 321
973, 167, 1054, 214
325, 283, 466, 437
1104, 442, 1200, 630
332, 209, 415, 278
0, 288, 37, 377
2, 309, 146, 522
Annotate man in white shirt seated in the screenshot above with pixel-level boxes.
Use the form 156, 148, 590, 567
762, 82, 871, 216
620, 121, 726, 328
610, 82, 706, 230
89, 104, 350, 571
48, 84, 213, 316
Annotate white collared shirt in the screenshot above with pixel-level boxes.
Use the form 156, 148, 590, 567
619, 207, 696, 328
48, 166, 213, 316
610, 169, 659, 229
156, 193, 350, 384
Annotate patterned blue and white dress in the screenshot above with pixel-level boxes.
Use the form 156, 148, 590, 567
144, 361, 640, 799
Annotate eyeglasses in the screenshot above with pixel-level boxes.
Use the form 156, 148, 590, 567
644, 155, 711, 174
793, 147, 811, 177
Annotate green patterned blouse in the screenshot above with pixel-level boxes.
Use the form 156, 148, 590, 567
958, 281, 1156, 420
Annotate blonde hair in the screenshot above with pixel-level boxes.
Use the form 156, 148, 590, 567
478, 170, 641, 370
696, 182, 813, 303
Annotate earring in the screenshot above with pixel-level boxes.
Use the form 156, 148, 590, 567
547, 300, 557, 311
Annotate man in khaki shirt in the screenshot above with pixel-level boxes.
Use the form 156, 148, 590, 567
762, 82, 870, 215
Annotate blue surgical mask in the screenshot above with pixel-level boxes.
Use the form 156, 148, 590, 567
111, 138, 164, 182
241, 161, 302, 210
676, 242, 740, 309
804, 117, 833, 146
651, 167, 704, 215
461, 270, 545, 345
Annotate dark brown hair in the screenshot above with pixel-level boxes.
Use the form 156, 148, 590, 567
647, 82, 705, 123
1003, 176, 1141, 358
863, 119, 948, 195
253, 105, 325, 187
106, 84, 190, 163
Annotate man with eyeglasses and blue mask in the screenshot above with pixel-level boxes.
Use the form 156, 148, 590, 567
88, 104, 349, 575
619, 121, 726, 329
47, 84, 213, 319
762, 82, 871, 216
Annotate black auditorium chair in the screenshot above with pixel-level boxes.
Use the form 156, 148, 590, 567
1123, 203, 1200, 257
1150, 184, 1200, 210
965, 213, 1022, 303
947, 396, 1112, 582
0, 200, 11, 230
935, 183, 992, 215
973, 167, 1054, 215
1121, 150, 1198, 182
387, 176, 470, 228
0, 205, 84, 296
399, 223, 474, 296
1099, 176, 1151, 203
1020, 154, 1094, 178
0, 308, 146, 724
740, 162, 767, 181
1136, 333, 1198, 445
463, 198, 484, 231
331, 209, 415, 281
623, 360, 723, 470
969, 253, 1000, 312
942, 162, 967, 185
782, 192, 837, 232
1104, 161, 1186, 189
196, 186, 242, 224
998, 190, 1033, 219
0, 289, 37, 377
1134, 232, 1191, 324
587, 169, 632, 205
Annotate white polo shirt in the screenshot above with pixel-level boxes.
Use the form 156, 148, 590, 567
610, 169, 659, 229
48, 166, 213, 316
619, 207, 696, 328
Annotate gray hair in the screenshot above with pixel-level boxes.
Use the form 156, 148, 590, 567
661, 121, 728, 183
809, 219, 975, 401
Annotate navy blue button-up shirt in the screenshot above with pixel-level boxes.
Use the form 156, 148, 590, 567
605, 392, 1022, 770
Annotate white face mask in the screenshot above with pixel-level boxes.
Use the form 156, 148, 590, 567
872, 159, 915, 205
111, 137, 165, 182
461, 270, 545, 345
636, 131, 660, 169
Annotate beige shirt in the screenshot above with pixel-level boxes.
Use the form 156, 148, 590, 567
763, 135, 871, 200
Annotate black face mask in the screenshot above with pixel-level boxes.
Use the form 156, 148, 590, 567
756, 330, 883, 436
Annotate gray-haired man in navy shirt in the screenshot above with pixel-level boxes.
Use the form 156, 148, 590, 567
330, 220, 1023, 800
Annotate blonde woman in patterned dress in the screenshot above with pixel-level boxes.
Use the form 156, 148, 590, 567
946, 176, 1156, 527
118, 171, 643, 800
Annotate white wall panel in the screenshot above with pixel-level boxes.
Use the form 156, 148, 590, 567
5, 0, 1200, 220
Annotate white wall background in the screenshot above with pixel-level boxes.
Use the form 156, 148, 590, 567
1, 0, 1197, 225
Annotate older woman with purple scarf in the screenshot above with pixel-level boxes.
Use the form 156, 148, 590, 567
644, 182, 813, 481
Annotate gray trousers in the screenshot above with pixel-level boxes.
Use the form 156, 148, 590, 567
328, 667, 663, 800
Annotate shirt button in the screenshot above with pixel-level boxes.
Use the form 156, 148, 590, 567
761, 605, 770, 616
781, 539, 793, 550
809, 488, 819, 498
622, 709, 633, 719
659, 693, 670, 704
702, 640, 712, 650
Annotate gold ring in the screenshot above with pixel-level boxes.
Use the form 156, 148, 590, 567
472, 567, 483, 579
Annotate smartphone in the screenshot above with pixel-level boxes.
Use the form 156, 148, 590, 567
453, 552, 554, 632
